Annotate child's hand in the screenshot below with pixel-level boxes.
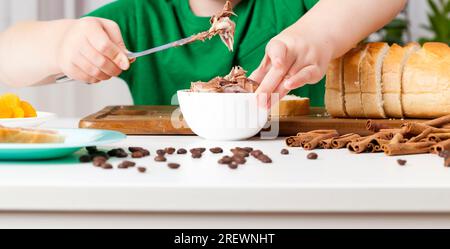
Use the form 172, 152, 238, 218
57, 17, 130, 84
250, 27, 333, 107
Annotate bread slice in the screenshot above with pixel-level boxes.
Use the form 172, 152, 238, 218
382, 43, 420, 118
343, 45, 368, 117
272, 95, 310, 117
325, 57, 347, 117
402, 42, 450, 118
0, 126, 65, 144
360, 42, 390, 118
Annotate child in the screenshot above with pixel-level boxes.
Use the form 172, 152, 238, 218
0, 0, 407, 107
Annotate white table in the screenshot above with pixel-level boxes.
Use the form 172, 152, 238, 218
1, 119, 450, 229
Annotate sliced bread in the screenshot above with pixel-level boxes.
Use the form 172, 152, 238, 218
0, 126, 65, 144
382, 43, 420, 118
360, 42, 390, 118
402, 42, 450, 118
325, 57, 347, 117
343, 45, 368, 117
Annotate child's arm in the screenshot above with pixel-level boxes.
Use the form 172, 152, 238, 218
0, 17, 129, 87
251, 0, 408, 107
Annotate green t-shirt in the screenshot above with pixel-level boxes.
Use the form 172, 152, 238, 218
87, 0, 324, 106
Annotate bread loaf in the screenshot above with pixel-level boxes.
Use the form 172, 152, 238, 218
343, 45, 367, 117
325, 57, 347, 117
326, 42, 450, 119
402, 42, 450, 118
382, 43, 420, 118
0, 126, 65, 144
360, 42, 390, 118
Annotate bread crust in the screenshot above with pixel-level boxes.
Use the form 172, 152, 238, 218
325, 57, 347, 117
403, 42, 450, 118
343, 45, 367, 117
0, 127, 65, 144
382, 43, 420, 118
360, 42, 390, 118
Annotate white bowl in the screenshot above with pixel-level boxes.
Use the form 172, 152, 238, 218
0, 112, 56, 128
178, 90, 269, 141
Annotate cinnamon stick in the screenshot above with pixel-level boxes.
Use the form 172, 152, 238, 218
286, 136, 303, 147
408, 128, 433, 143
425, 114, 450, 128
348, 133, 390, 154
390, 133, 404, 144
320, 138, 334, 149
431, 140, 450, 154
383, 142, 436, 156
379, 129, 405, 139
304, 132, 339, 150
331, 134, 361, 149
366, 120, 390, 133
427, 133, 450, 143
402, 123, 450, 136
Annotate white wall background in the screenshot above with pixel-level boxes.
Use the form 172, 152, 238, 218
0, 0, 431, 117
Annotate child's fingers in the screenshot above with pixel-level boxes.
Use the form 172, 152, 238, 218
99, 18, 128, 51
86, 23, 129, 71
249, 55, 270, 84
256, 40, 294, 107
65, 63, 100, 84
73, 53, 111, 81
80, 40, 122, 77
283, 65, 323, 90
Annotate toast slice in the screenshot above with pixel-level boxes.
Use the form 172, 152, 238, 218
402, 42, 450, 118
382, 43, 420, 118
0, 126, 65, 144
343, 45, 368, 117
272, 95, 310, 117
360, 42, 390, 118
325, 57, 347, 117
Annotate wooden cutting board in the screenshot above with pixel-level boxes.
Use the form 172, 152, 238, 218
79, 106, 426, 136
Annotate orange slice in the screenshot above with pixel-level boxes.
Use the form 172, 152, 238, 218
20, 101, 37, 118
0, 106, 13, 119
0, 93, 20, 109
12, 107, 25, 118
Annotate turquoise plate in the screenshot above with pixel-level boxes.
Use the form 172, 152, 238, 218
0, 129, 126, 160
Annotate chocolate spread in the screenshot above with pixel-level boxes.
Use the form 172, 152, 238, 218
191, 66, 260, 93
188, 0, 236, 51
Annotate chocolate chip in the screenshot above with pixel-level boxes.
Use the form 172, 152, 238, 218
118, 160, 136, 169
191, 153, 202, 159
79, 155, 91, 163
137, 167, 147, 173
165, 147, 176, 155
108, 148, 128, 158
154, 155, 167, 162
141, 149, 150, 156
129, 147, 143, 153
243, 147, 254, 153
210, 147, 223, 154
92, 156, 107, 167
156, 149, 166, 156
168, 163, 181, 169
257, 154, 272, 163
232, 155, 247, 165
281, 149, 289, 155
86, 146, 98, 154
132, 151, 145, 158
190, 148, 206, 154
251, 150, 263, 158
307, 153, 318, 160
90, 151, 109, 160
177, 148, 187, 155
101, 163, 113, 170
397, 159, 407, 166
228, 161, 239, 169
218, 156, 233, 165
231, 149, 249, 158
439, 150, 450, 159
